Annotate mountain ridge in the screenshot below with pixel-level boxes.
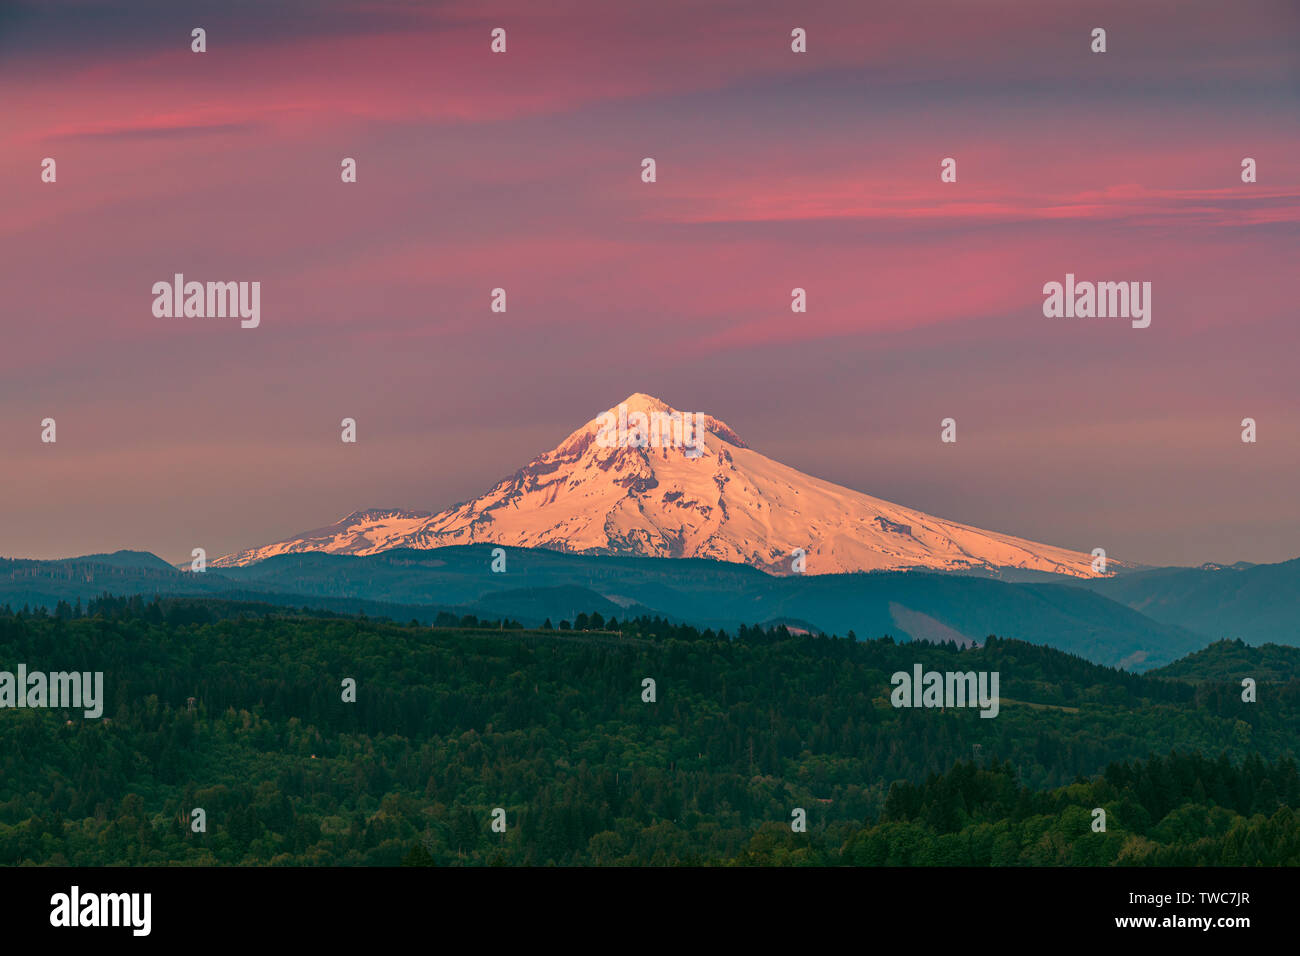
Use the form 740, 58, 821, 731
11, 545, 1300, 669
212, 393, 1112, 578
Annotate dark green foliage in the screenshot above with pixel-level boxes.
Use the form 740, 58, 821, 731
831, 755, 1300, 866
1149, 638, 1300, 684
0, 600, 1294, 865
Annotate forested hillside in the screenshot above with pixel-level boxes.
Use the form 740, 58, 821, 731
0, 598, 1294, 865
1149, 639, 1300, 684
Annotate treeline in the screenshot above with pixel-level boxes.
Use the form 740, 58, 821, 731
740, 754, 1300, 866
4, 593, 837, 641
0, 599, 1295, 865
1151, 638, 1300, 684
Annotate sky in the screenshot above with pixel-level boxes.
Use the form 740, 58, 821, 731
1, 0, 1297, 568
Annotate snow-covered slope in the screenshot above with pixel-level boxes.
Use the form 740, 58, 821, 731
212, 393, 1104, 576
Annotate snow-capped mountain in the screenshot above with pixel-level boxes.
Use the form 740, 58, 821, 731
212, 393, 1105, 576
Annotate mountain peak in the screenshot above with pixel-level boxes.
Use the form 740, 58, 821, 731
584, 393, 747, 450
613, 392, 674, 415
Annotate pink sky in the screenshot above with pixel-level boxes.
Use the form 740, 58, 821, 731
1, 0, 1297, 567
